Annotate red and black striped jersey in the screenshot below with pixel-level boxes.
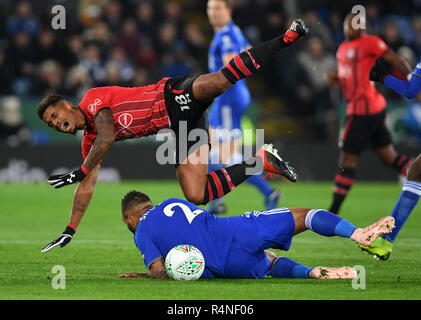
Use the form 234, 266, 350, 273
337, 34, 389, 115
78, 78, 170, 159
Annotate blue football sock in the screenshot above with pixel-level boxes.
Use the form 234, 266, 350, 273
305, 209, 357, 238
271, 257, 312, 278
383, 180, 421, 243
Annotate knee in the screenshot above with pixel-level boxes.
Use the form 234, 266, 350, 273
184, 189, 205, 205
407, 158, 421, 182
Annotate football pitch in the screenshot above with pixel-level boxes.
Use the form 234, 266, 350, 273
1, 180, 420, 300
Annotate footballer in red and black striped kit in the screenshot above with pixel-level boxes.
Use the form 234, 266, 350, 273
38, 19, 308, 253
325, 12, 413, 214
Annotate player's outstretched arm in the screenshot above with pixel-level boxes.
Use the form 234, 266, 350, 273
370, 60, 421, 99
41, 165, 100, 253
119, 258, 168, 279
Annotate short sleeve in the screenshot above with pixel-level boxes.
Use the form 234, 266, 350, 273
78, 88, 110, 126
366, 35, 389, 58
135, 232, 163, 269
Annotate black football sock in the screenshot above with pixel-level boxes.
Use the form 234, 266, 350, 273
221, 32, 297, 84
392, 155, 412, 176
329, 167, 356, 214
202, 161, 258, 205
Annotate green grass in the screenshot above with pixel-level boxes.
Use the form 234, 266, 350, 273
0, 181, 420, 300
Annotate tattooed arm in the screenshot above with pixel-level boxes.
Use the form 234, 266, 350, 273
68, 164, 100, 228
68, 109, 115, 228
83, 109, 116, 171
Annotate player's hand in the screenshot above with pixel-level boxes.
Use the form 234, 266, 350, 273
41, 225, 76, 253
369, 60, 388, 83
118, 272, 150, 278
47, 167, 86, 189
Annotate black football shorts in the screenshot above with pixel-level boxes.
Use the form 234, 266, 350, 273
164, 75, 213, 167
339, 110, 393, 155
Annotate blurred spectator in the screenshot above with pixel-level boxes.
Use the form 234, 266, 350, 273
164, 2, 185, 38
412, 16, 421, 57
61, 34, 85, 68
382, 21, 405, 51
114, 18, 141, 62
0, 96, 30, 147
365, 2, 382, 35
64, 65, 93, 99
137, 40, 158, 69
303, 9, 334, 51
104, 61, 124, 86
295, 37, 336, 139
31, 60, 64, 96
136, 1, 155, 43
78, 43, 106, 85
6, 1, 39, 38
404, 93, 421, 146
35, 29, 62, 63
83, 22, 112, 59
328, 12, 344, 46
103, 0, 123, 34
157, 22, 178, 56
184, 23, 208, 72
7, 31, 36, 95
0, 47, 13, 94
106, 46, 135, 83
132, 68, 149, 87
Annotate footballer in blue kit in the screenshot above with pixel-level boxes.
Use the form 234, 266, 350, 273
206, 0, 281, 215
119, 190, 395, 280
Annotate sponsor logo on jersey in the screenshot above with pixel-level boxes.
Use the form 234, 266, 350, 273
88, 99, 102, 115
118, 113, 133, 127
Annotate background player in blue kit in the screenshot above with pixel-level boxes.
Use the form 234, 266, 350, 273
358, 60, 421, 260
206, 0, 281, 214
118, 190, 394, 280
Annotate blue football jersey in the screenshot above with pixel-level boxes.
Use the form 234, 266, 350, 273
208, 21, 251, 136
134, 198, 234, 278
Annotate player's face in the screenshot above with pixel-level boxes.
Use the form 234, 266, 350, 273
207, 0, 231, 29
42, 101, 77, 134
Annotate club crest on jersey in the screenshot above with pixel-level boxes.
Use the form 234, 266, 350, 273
118, 113, 133, 127
347, 49, 355, 59
88, 99, 102, 115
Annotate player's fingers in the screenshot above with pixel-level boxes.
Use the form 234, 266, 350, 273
47, 178, 61, 183
54, 182, 66, 189
47, 174, 64, 181
41, 241, 60, 253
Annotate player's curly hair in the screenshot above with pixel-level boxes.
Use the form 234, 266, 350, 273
121, 190, 152, 220
37, 94, 64, 120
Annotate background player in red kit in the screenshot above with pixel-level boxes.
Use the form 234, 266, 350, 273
325, 12, 413, 214
38, 19, 309, 252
